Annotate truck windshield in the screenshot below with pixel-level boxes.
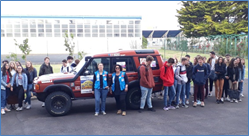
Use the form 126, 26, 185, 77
74, 57, 86, 74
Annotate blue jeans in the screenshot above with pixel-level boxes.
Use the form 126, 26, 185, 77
164, 86, 176, 107
140, 86, 153, 109
239, 82, 244, 94
1, 89, 6, 109
185, 82, 191, 100
94, 89, 108, 113
176, 83, 186, 105
24, 84, 33, 105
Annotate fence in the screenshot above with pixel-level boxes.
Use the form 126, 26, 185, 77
161, 34, 248, 58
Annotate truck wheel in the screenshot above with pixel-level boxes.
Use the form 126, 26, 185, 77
45, 91, 72, 116
126, 87, 141, 110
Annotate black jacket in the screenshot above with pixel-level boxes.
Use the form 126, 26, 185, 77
215, 63, 227, 79
39, 63, 53, 76
226, 66, 239, 82
186, 64, 193, 83
25, 68, 37, 84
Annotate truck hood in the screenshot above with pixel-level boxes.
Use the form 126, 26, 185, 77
35, 73, 75, 83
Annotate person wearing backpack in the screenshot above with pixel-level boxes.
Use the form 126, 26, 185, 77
10, 65, 28, 111
160, 58, 176, 111
24, 61, 37, 110
175, 57, 189, 108
138, 56, 156, 113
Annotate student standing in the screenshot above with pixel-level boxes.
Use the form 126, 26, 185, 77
192, 57, 208, 107
215, 57, 226, 104
10, 65, 28, 111
92, 63, 109, 116
109, 65, 128, 116
222, 59, 230, 102
175, 57, 188, 108
208, 51, 218, 96
1, 63, 12, 114
227, 58, 239, 103
239, 58, 245, 97
236, 57, 244, 101
203, 57, 210, 98
39, 57, 53, 107
160, 58, 176, 111
185, 57, 193, 105
138, 56, 156, 113
24, 61, 37, 109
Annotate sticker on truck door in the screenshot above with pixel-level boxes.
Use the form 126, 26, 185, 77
80, 75, 93, 94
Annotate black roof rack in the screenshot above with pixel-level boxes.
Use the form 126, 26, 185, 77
135, 50, 155, 54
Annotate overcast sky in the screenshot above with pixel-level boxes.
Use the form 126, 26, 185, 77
1, 1, 182, 30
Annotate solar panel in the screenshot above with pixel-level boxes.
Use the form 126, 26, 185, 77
142, 31, 153, 38
152, 31, 167, 38
167, 30, 181, 37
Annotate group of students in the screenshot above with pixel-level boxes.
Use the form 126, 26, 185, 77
1, 56, 79, 115
91, 53, 246, 117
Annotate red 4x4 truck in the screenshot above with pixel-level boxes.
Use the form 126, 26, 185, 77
34, 50, 164, 116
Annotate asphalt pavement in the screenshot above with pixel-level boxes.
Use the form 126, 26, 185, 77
1, 80, 248, 135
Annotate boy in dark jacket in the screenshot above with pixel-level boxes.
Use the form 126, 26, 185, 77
185, 58, 193, 105
192, 56, 208, 107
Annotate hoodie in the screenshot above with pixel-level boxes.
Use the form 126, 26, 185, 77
160, 61, 174, 87
175, 63, 188, 84
192, 64, 208, 85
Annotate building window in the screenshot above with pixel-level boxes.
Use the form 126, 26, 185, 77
128, 25, 134, 37
1, 29, 5, 37
114, 25, 119, 37
107, 24, 112, 37
129, 20, 134, 24
38, 20, 44, 37
99, 25, 105, 37
45, 20, 52, 37
121, 25, 126, 37
6, 28, 12, 37
84, 24, 90, 37
135, 20, 141, 24
92, 25, 98, 37
54, 20, 60, 37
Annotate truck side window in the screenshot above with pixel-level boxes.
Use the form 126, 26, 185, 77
138, 56, 159, 70
112, 57, 135, 72
86, 58, 110, 75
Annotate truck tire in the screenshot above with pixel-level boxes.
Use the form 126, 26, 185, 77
45, 91, 72, 116
126, 87, 141, 110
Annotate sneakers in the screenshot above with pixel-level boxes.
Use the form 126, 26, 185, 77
175, 105, 179, 109
1, 109, 5, 115
239, 98, 242, 102
94, 112, 99, 116
219, 100, 224, 104
216, 99, 220, 104
117, 110, 122, 114
122, 111, 126, 116
4, 108, 11, 112
208, 93, 212, 96
235, 100, 238, 103
240, 94, 244, 97
197, 100, 201, 105
186, 100, 189, 105
26, 105, 31, 110
230, 99, 234, 103
201, 102, 205, 107
179, 100, 182, 105
16, 107, 23, 111
148, 108, 156, 112
138, 109, 143, 113
42, 103, 45, 107
102, 111, 107, 115
221, 98, 224, 102
193, 102, 197, 107
226, 97, 231, 102
157, 96, 163, 100
168, 106, 176, 110
181, 105, 188, 108
163, 107, 169, 111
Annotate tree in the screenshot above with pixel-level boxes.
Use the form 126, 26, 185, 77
176, 1, 248, 37
6, 52, 18, 62
78, 51, 86, 60
179, 39, 188, 58
142, 36, 148, 49
64, 30, 75, 57
14, 38, 32, 62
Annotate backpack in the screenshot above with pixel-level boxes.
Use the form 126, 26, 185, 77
61, 66, 69, 73
137, 64, 148, 81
